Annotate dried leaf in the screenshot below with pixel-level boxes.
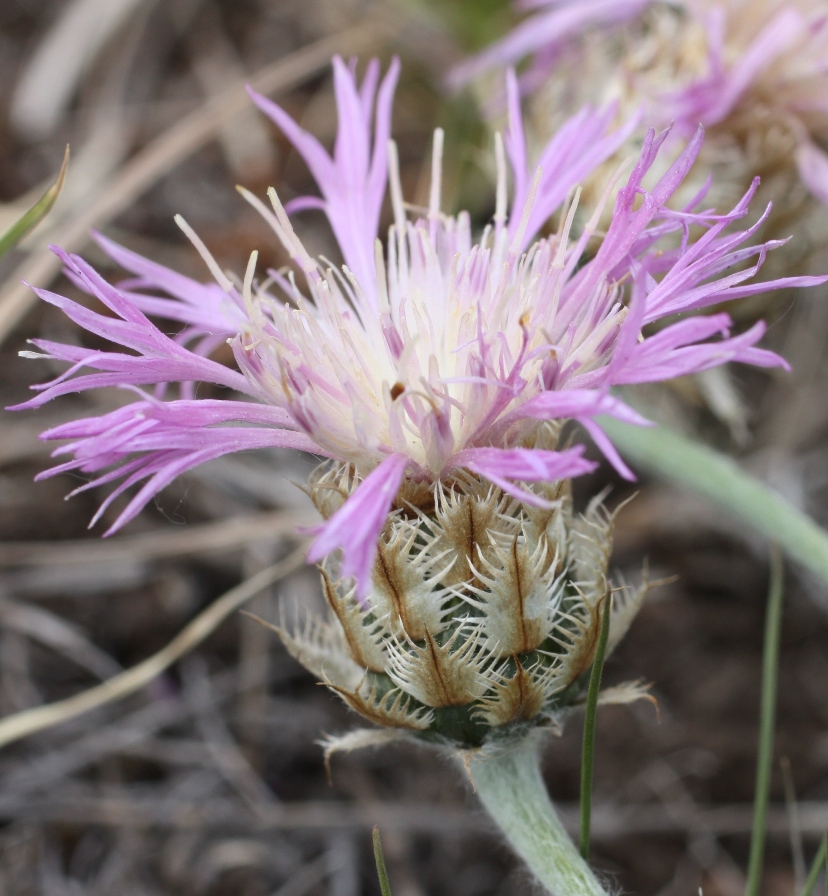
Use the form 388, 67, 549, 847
321, 571, 388, 673
372, 519, 453, 641
321, 728, 410, 772
597, 680, 658, 711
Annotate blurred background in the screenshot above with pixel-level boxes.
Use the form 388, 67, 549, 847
0, 1, 826, 894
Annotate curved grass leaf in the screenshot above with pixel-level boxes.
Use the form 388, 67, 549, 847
579, 592, 612, 861
800, 831, 827, 896
745, 546, 784, 896
0, 145, 68, 258
372, 826, 393, 896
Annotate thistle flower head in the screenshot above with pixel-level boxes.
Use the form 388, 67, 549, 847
12, 57, 824, 598
452, 0, 828, 208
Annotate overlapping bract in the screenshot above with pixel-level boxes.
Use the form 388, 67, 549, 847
276, 460, 645, 748
13, 56, 824, 596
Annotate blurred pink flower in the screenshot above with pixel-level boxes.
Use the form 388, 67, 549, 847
12, 57, 825, 596
451, 0, 828, 206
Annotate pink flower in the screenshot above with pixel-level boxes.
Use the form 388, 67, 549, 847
452, 0, 828, 207
12, 57, 825, 596
447, 0, 652, 91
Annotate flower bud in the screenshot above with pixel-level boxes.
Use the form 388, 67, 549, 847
273, 433, 647, 750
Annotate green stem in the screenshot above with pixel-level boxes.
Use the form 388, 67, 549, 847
469, 736, 607, 896
372, 826, 393, 896
599, 419, 828, 586
579, 593, 612, 860
745, 546, 785, 896
800, 831, 827, 896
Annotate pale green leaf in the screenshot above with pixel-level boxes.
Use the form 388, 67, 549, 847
600, 419, 828, 586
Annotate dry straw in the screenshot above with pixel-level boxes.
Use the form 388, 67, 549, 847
0, 548, 305, 750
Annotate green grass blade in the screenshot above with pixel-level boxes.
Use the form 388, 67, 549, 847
745, 546, 785, 896
600, 419, 828, 586
0, 145, 69, 258
579, 592, 612, 861
800, 831, 827, 896
372, 826, 393, 896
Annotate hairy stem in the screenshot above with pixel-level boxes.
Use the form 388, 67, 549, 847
745, 546, 785, 896
468, 737, 607, 896
600, 419, 828, 586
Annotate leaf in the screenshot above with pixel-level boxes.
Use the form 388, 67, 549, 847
600, 418, 828, 586
0, 146, 69, 258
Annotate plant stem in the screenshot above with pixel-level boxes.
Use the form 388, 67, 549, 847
599, 419, 828, 587
372, 827, 393, 896
799, 831, 827, 896
469, 736, 607, 896
745, 545, 785, 896
579, 593, 612, 861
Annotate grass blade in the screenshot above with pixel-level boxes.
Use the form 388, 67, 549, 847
372, 826, 393, 896
781, 755, 807, 890
800, 831, 827, 896
745, 545, 785, 896
579, 592, 612, 861
0, 145, 68, 257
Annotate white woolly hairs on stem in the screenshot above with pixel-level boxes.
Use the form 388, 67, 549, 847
467, 735, 608, 896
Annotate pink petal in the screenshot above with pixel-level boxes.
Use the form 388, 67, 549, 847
580, 418, 635, 480
509, 389, 651, 427
448, 445, 597, 506
796, 140, 828, 206
306, 454, 410, 601
447, 0, 651, 88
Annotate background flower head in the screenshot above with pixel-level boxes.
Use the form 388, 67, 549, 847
451, 0, 828, 215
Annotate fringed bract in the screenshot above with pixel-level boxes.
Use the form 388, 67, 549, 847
271, 460, 647, 749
